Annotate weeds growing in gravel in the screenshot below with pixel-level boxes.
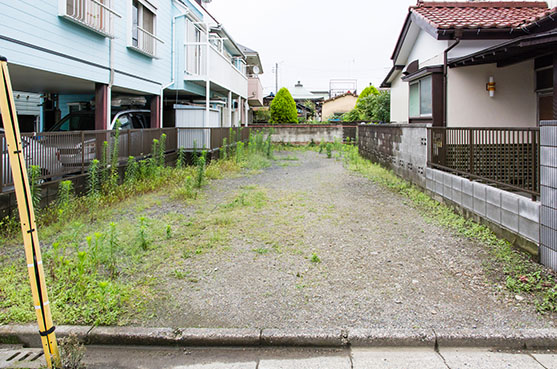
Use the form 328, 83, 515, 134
311, 252, 321, 263
0, 129, 278, 325
29, 165, 42, 210
336, 144, 557, 313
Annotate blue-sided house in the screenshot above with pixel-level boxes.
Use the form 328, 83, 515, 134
0, 0, 250, 132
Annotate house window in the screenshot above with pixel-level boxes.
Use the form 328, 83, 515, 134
130, 0, 158, 57
409, 75, 432, 117
535, 55, 553, 122
61, 0, 118, 37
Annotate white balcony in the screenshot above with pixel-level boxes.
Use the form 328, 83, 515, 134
59, 0, 121, 38
184, 42, 248, 98
248, 76, 264, 107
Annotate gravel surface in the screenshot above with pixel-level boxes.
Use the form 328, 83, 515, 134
149, 150, 555, 330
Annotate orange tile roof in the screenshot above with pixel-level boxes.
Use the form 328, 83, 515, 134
411, 1, 555, 30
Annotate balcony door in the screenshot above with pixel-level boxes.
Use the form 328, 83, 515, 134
186, 19, 203, 76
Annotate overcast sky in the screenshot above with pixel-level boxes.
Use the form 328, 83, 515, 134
205, 0, 417, 95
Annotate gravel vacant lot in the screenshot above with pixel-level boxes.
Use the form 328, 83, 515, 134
3, 149, 554, 329
141, 150, 555, 330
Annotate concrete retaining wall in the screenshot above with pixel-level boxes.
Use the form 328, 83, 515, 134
540, 121, 557, 269
426, 167, 540, 254
250, 125, 354, 144
358, 124, 428, 188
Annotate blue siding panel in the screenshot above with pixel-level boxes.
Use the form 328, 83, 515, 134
59, 94, 94, 118
0, 0, 178, 95
0, 0, 215, 99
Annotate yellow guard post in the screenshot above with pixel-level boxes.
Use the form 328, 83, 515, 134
0, 57, 61, 368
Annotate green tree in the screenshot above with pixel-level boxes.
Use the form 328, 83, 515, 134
269, 88, 298, 124
342, 109, 363, 122
372, 91, 391, 123
303, 100, 316, 120
343, 89, 390, 123
356, 85, 379, 104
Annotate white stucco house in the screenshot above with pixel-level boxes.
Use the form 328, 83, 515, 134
381, 1, 557, 127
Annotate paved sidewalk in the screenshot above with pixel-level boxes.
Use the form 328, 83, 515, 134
3, 345, 557, 369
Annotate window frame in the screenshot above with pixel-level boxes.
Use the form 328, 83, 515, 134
409, 75, 433, 118
127, 0, 161, 58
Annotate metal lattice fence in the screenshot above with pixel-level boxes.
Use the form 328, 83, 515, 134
428, 127, 540, 197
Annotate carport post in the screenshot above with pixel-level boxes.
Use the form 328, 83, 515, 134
95, 83, 109, 130
151, 95, 161, 128
228, 91, 232, 127
95, 83, 109, 161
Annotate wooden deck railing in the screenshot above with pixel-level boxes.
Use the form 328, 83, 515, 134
0, 127, 248, 193
428, 127, 540, 197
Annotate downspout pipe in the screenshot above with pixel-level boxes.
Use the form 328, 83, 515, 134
107, 38, 114, 129
443, 37, 460, 127
160, 8, 190, 127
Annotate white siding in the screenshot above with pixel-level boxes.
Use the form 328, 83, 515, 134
390, 72, 409, 124
406, 29, 448, 68
447, 60, 537, 127
448, 40, 506, 59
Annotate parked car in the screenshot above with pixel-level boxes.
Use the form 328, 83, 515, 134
0, 128, 63, 190
48, 109, 150, 132
43, 109, 150, 169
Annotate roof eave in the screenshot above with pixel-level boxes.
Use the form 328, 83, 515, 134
449, 29, 557, 67
380, 65, 404, 88
210, 26, 246, 58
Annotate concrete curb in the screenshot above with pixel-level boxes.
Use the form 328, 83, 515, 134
3, 325, 557, 349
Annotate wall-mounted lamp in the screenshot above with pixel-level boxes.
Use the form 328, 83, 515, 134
486, 76, 496, 97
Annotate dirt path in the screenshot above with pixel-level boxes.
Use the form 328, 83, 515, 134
137, 150, 554, 330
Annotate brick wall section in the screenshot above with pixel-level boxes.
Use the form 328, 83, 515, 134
358, 124, 428, 188
540, 120, 557, 269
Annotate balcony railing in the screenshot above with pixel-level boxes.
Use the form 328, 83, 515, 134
428, 127, 540, 197
184, 42, 248, 96
248, 76, 264, 106
131, 26, 164, 58
62, 0, 121, 38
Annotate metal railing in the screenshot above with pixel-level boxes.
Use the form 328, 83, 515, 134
64, 0, 120, 38
428, 127, 540, 196
0, 127, 248, 193
184, 42, 248, 79
134, 26, 164, 57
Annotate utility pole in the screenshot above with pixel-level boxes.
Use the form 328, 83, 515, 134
275, 62, 278, 94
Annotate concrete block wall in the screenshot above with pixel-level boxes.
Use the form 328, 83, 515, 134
426, 168, 541, 249
250, 126, 347, 145
426, 168, 540, 247
358, 124, 429, 188
540, 121, 557, 270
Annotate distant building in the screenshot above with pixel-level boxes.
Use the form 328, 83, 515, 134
310, 90, 330, 100
329, 79, 357, 98
322, 92, 358, 122
238, 44, 264, 124
290, 81, 324, 121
